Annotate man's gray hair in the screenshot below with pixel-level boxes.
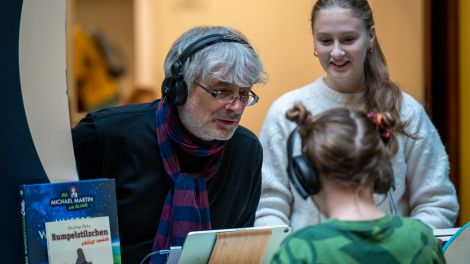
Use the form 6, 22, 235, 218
163, 26, 267, 89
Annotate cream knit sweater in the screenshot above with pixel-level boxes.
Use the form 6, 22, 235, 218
255, 78, 459, 230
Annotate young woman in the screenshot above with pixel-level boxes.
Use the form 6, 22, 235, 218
255, 0, 458, 230
270, 104, 445, 263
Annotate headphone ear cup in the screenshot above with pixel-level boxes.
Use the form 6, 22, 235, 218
292, 155, 321, 196
161, 77, 176, 104
161, 75, 188, 105
172, 74, 188, 105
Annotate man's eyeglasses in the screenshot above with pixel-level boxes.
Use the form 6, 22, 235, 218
194, 81, 259, 106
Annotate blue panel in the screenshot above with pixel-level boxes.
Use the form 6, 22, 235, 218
0, 1, 50, 262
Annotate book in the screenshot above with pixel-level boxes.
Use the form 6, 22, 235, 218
45, 216, 114, 264
433, 227, 459, 246
20, 178, 121, 264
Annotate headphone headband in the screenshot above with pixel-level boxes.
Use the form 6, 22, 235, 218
162, 33, 250, 105
171, 34, 249, 74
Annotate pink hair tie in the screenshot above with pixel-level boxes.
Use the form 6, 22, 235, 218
367, 112, 391, 143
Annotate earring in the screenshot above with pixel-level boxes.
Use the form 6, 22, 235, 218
314, 51, 318, 57
368, 45, 374, 53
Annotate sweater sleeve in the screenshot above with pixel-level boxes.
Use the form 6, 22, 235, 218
255, 100, 295, 227
402, 100, 459, 228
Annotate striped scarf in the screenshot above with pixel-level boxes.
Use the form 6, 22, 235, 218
151, 100, 225, 263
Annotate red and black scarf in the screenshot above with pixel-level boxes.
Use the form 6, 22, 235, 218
151, 100, 225, 263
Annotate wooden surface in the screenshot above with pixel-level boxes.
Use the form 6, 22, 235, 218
208, 229, 272, 264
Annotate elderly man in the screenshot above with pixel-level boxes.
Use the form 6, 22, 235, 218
72, 26, 267, 263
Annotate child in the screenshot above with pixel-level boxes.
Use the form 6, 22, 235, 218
270, 104, 445, 264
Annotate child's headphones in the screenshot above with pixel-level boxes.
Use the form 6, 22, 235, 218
161, 33, 250, 105
286, 127, 321, 199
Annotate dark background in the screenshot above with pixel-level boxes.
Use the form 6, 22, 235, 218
0, 1, 50, 262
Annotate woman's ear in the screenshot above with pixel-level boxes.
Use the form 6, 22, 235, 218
368, 25, 376, 47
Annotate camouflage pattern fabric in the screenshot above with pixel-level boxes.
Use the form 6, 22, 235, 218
271, 215, 445, 264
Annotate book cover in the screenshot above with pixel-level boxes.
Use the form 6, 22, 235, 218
20, 178, 121, 264
45, 216, 113, 264
433, 227, 459, 247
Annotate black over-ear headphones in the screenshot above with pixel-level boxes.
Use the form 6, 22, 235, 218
286, 127, 321, 199
161, 33, 250, 105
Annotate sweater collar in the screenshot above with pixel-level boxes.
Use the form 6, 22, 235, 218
315, 77, 364, 108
